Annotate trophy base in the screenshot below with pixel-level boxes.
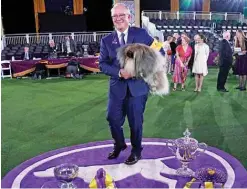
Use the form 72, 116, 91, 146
176, 168, 195, 177
60, 182, 77, 189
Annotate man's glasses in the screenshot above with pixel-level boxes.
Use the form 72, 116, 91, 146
112, 14, 128, 20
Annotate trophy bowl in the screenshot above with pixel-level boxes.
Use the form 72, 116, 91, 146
54, 163, 79, 189
166, 128, 207, 177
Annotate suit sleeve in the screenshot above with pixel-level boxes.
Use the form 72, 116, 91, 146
142, 29, 166, 56
99, 38, 120, 78
219, 41, 225, 62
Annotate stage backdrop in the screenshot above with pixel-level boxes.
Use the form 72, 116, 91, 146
179, 0, 203, 12
37, 0, 87, 32
210, 0, 244, 12
38, 13, 86, 32
140, 0, 170, 12
44, 0, 73, 13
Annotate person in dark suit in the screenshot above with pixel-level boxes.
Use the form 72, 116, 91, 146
48, 39, 57, 59
99, 3, 164, 165
62, 36, 76, 56
23, 46, 33, 60
170, 37, 177, 72
217, 31, 233, 92
188, 34, 201, 77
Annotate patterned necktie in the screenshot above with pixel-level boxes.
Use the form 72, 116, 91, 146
120, 33, 125, 46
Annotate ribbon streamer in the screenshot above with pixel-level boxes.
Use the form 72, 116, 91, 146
89, 168, 117, 189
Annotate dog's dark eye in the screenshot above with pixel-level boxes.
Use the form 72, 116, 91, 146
126, 50, 134, 58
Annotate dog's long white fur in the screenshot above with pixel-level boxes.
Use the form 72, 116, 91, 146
119, 44, 169, 96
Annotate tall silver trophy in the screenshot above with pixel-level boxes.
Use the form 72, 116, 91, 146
83, 45, 89, 57
166, 128, 207, 177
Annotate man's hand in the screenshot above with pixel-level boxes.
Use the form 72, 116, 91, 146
120, 69, 132, 79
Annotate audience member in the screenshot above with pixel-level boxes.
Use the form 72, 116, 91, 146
188, 34, 199, 77
23, 46, 32, 60
193, 34, 210, 92
62, 36, 76, 56
163, 36, 173, 73
217, 31, 233, 92
170, 37, 177, 72
173, 36, 193, 91
66, 57, 83, 79
48, 39, 57, 59
234, 29, 247, 91
173, 33, 181, 45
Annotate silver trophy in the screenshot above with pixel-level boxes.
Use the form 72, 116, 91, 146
83, 45, 89, 57
54, 163, 79, 189
166, 128, 207, 177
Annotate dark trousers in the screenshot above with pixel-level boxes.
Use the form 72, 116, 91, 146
107, 87, 148, 156
217, 65, 230, 90
67, 65, 78, 75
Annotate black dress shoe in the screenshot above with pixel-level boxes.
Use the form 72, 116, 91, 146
108, 144, 127, 159
218, 89, 229, 92
240, 87, 246, 91
124, 154, 141, 165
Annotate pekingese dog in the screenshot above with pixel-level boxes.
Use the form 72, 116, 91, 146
117, 43, 169, 96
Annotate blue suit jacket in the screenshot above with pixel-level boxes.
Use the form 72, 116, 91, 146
99, 27, 163, 99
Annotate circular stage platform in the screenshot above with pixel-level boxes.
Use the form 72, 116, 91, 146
2, 139, 247, 188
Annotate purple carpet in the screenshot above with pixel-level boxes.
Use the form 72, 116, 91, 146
2, 138, 247, 188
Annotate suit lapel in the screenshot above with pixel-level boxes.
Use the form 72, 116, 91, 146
111, 27, 135, 50
127, 27, 134, 44
112, 31, 120, 48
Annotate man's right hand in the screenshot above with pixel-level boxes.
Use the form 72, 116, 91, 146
120, 69, 132, 79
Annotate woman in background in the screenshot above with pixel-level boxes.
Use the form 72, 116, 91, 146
173, 36, 193, 91
163, 36, 173, 74
234, 29, 247, 91
192, 34, 209, 92
170, 37, 177, 73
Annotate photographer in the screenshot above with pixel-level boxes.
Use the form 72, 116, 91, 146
66, 57, 83, 79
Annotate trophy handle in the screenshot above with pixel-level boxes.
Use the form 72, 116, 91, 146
198, 142, 207, 152
166, 139, 176, 155
194, 142, 208, 157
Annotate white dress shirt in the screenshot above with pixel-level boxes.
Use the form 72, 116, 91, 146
116, 27, 129, 45
116, 27, 129, 77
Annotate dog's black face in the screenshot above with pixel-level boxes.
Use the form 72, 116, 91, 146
126, 50, 134, 59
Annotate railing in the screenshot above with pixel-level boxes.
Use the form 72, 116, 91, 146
1, 31, 112, 47
142, 10, 244, 22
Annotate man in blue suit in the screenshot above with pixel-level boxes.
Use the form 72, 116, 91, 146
99, 3, 164, 165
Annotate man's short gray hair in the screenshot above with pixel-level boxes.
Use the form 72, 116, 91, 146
223, 30, 231, 39
111, 3, 131, 15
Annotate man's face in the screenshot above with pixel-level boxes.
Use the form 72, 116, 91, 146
228, 33, 231, 40
24, 47, 29, 52
112, 6, 130, 32
173, 33, 179, 39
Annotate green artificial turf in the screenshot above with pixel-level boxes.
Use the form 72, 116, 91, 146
1, 68, 247, 177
